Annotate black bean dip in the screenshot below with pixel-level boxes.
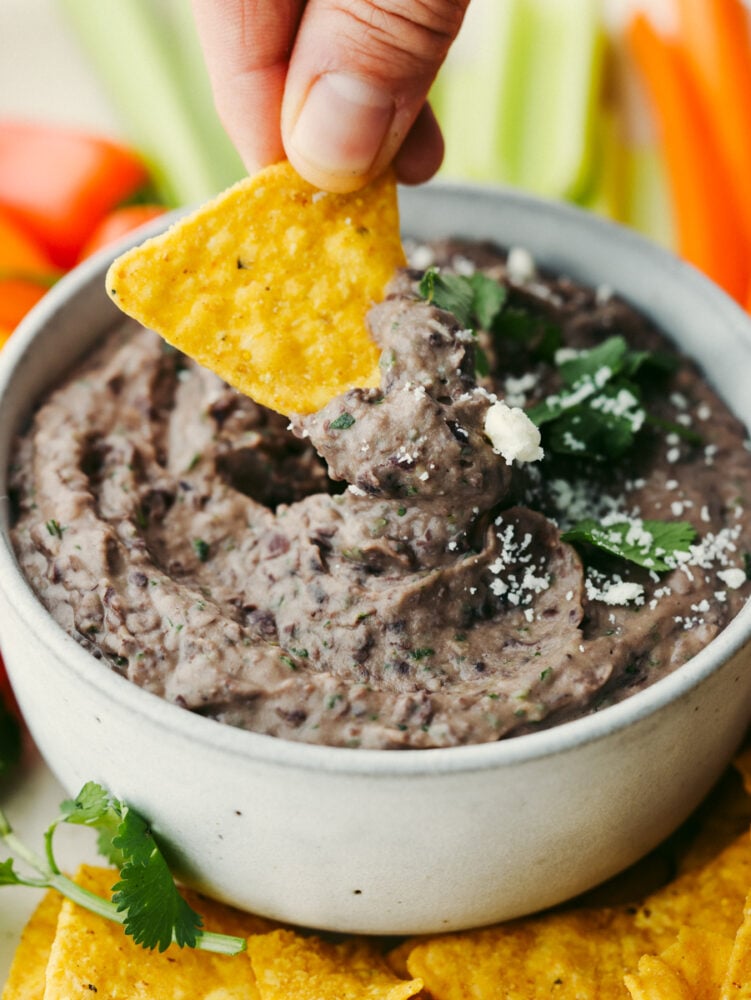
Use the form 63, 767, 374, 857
10, 239, 751, 748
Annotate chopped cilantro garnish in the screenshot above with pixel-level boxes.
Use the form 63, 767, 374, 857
468, 272, 509, 330
418, 268, 509, 331
492, 305, 562, 361
417, 268, 507, 378
561, 517, 696, 571
0, 782, 245, 955
45, 519, 64, 539
528, 335, 679, 461
330, 412, 356, 430
408, 647, 435, 660
192, 538, 210, 562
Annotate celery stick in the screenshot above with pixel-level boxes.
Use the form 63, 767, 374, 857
576, 105, 628, 221
500, 0, 605, 200
624, 145, 675, 251
434, 0, 520, 182
437, 0, 605, 200
60, 0, 243, 205
162, 0, 244, 192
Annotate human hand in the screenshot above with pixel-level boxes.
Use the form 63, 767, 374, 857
191, 0, 471, 193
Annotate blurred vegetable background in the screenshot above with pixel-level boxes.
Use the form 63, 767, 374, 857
3, 0, 751, 325
1, 0, 751, 742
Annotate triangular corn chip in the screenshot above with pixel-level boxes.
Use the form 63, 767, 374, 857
106, 162, 405, 415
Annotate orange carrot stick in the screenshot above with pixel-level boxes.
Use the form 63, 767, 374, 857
675, 0, 751, 248
626, 12, 749, 302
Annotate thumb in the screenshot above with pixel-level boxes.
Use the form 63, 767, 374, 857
281, 0, 470, 192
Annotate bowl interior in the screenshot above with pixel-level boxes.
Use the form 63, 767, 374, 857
1, 181, 751, 778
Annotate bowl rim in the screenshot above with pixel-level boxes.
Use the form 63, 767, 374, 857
2, 178, 751, 779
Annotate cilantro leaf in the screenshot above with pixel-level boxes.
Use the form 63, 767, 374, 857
528, 336, 681, 462
543, 382, 646, 460
60, 782, 125, 864
60, 781, 117, 825
418, 269, 476, 328
418, 267, 508, 332
1, 783, 245, 955
561, 518, 696, 571
330, 411, 356, 430
417, 268, 507, 380
468, 272, 508, 329
111, 806, 203, 951
557, 335, 628, 387
0, 857, 23, 886
491, 305, 562, 361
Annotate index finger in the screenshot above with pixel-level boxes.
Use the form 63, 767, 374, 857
191, 0, 305, 173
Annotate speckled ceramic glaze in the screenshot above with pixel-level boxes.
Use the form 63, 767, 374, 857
2, 184, 751, 935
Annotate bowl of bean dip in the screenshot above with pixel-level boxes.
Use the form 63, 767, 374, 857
1, 182, 751, 934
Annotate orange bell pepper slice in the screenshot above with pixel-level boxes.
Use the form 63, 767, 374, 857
0, 121, 150, 268
626, 13, 749, 303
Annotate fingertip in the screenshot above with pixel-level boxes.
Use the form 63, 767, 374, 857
284, 71, 395, 193
392, 103, 445, 186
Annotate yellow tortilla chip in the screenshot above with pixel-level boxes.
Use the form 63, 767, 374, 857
400, 824, 751, 1000
248, 928, 423, 1000
720, 891, 751, 1000
634, 832, 751, 948
403, 908, 654, 1000
625, 956, 697, 1000
624, 927, 734, 1000
1, 890, 62, 1000
106, 161, 405, 416
41, 865, 272, 1000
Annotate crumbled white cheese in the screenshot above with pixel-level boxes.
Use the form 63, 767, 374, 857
588, 579, 645, 606
506, 246, 536, 283
484, 401, 543, 465
409, 243, 435, 270
717, 567, 746, 590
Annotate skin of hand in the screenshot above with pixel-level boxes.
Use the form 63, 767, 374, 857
191, 0, 472, 192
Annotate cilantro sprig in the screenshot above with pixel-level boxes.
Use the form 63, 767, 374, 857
417, 266, 563, 372
418, 267, 507, 331
561, 517, 696, 571
528, 335, 682, 461
418, 267, 508, 377
0, 781, 245, 955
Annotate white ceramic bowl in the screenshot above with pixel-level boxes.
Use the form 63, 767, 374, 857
2, 184, 751, 936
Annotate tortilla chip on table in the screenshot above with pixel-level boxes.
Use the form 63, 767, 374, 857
247, 928, 423, 1000
2, 889, 62, 1000
40, 865, 269, 1000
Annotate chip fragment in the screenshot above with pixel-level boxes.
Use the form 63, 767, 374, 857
624, 927, 734, 1000
106, 161, 405, 416
721, 890, 751, 1000
2, 890, 62, 1000
248, 928, 423, 1000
